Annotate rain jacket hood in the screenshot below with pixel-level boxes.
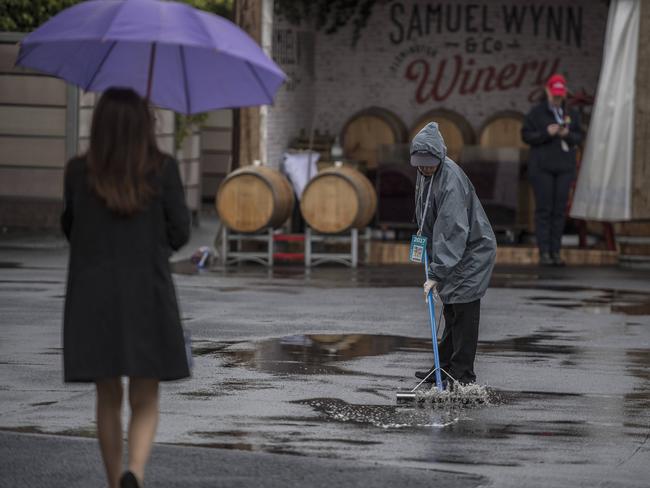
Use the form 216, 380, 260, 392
411, 122, 447, 164
414, 125, 497, 304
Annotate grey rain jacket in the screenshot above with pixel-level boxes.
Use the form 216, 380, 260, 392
413, 122, 497, 304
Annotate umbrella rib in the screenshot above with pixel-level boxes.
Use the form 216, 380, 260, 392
84, 41, 117, 91
179, 45, 192, 114
80, 0, 126, 90
244, 61, 273, 104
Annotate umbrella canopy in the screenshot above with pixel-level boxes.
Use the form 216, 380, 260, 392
16, 0, 286, 114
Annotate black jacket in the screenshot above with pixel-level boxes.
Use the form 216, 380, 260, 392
61, 156, 191, 382
521, 100, 583, 174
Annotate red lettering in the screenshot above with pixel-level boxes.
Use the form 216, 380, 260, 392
534, 58, 561, 85
481, 66, 498, 92
402, 56, 562, 102
459, 59, 478, 95
405, 59, 431, 104
496, 63, 518, 90
513, 61, 537, 88
431, 54, 461, 101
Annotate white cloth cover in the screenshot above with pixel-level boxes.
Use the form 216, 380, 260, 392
570, 0, 639, 221
282, 151, 320, 200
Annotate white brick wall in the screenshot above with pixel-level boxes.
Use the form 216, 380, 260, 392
266, 19, 316, 168
267, 0, 608, 166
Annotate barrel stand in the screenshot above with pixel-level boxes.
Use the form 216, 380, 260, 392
304, 227, 371, 268
221, 227, 274, 267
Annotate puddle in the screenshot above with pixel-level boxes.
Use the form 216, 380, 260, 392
0, 280, 61, 285
0, 425, 96, 438
199, 334, 431, 376
479, 331, 580, 356
0, 287, 49, 293
195, 331, 585, 378
624, 349, 650, 415
173, 440, 305, 456
295, 398, 461, 429
528, 290, 650, 316
39, 347, 62, 356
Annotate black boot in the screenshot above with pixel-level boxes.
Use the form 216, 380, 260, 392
551, 252, 566, 267
539, 252, 554, 266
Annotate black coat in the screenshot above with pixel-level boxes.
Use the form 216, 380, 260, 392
521, 101, 584, 174
61, 156, 191, 382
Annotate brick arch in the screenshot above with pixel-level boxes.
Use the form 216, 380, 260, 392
478, 110, 527, 149
340, 107, 408, 169
410, 109, 475, 162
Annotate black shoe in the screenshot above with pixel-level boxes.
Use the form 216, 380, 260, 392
120, 472, 141, 488
551, 252, 566, 267
539, 252, 554, 266
415, 369, 447, 387
415, 369, 434, 382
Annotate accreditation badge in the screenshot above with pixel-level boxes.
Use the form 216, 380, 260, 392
409, 235, 427, 263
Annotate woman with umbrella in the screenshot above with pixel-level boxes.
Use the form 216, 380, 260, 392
62, 88, 191, 488
17, 2, 285, 486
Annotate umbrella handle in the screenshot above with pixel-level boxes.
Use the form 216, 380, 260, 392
424, 249, 444, 391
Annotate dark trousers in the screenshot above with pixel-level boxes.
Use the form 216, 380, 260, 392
530, 167, 574, 254
438, 300, 481, 384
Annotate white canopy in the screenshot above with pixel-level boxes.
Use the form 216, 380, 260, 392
570, 0, 639, 221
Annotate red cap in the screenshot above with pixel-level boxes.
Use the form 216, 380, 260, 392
546, 74, 567, 96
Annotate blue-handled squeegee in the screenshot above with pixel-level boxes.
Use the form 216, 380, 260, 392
423, 249, 444, 391
395, 248, 445, 403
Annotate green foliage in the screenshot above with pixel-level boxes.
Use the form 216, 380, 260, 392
0, 0, 233, 33
274, 0, 389, 46
175, 113, 209, 152
182, 0, 233, 19
0, 0, 80, 32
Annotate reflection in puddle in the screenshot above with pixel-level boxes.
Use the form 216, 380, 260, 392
479, 331, 580, 357
198, 334, 431, 376
528, 290, 650, 316
625, 349, 650, 416
296, 398, 461, 429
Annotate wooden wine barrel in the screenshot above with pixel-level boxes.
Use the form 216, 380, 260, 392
341, 108, 407, 169
216, 166, 294, 233
300, 166, 377, 234
410, 109, 475, 162
369, 164, 416, 225
479, 111, 527, 148
478, 112, 530, 231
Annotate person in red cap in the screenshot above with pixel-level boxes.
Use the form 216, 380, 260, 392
521, 74, 584, 266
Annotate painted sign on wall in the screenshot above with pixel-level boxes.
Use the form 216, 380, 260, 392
389, 3, 587, 104
267, 0, 608, 168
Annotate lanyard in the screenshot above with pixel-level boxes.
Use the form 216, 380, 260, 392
417, 176, 433, 236
551, 105, 564, 125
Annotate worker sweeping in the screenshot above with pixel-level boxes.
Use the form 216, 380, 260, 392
411, 122, 497, 389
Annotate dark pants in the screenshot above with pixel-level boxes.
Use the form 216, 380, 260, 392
438, 299, 481, 384
530, 166, 574, 254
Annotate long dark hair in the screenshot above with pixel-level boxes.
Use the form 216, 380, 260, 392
87, 88, 163, 216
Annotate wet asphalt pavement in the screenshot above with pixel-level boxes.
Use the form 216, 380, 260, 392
1, 236, 650, 487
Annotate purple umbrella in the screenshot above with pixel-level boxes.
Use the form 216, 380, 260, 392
16, 0, 285, 114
